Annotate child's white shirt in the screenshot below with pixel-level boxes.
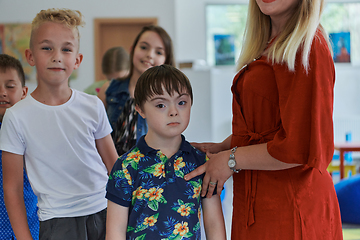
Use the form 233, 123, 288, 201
0, 89, 111, 221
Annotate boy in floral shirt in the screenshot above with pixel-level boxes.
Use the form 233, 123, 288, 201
105, 65, 226, 240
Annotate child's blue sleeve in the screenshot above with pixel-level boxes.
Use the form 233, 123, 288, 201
105, 156, 133, 207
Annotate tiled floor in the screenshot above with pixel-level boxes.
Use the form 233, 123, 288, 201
343, 223, 360, 240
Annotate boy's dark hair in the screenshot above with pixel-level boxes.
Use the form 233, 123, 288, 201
134, 64, 193, 109
0, 54, 26, 86
102, 46, 129, 75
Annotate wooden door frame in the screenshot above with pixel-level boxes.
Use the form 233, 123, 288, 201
94, 18, 158, 82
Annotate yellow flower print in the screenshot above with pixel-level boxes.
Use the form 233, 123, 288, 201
126, 150, 144, 163
174, 157, 185, 171
154, 164, 165, 177
177, 205, 191, 217
143, 216, 157, 226
173, 222, 189, 236
123, 169, 132, 185
157, 151, 166, 159
193, 185, 201, 199
145, 187, 164, 201
198, 207, 201, 221
133, 186, 147, 200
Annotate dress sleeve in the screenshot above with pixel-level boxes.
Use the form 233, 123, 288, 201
267, 33, 335, 172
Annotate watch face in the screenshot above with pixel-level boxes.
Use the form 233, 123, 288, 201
228, 159, 236, 168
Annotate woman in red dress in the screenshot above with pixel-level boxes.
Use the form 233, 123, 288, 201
185, 0, 343, 239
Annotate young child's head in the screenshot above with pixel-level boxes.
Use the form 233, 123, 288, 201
134, 65, 193, 137
0, 54, 28, 122
26, 8, 84, 84
128, 25, 175, 79
134, 65, 192, 108
102, 46, 130, 80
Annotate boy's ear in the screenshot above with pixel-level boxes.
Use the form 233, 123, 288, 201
74, 53, 84, 69
25, 49, 35, 67
21, 86, 29, 100
135, 104, 145, 119
74, 53, 83, 70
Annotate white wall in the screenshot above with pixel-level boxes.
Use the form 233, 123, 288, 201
333, 64, 360, 142
334, 64, 360, 117
0, 0, 175, 92
182, 67, 235, 143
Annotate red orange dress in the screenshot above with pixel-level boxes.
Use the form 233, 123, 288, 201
230, 32, 343, 239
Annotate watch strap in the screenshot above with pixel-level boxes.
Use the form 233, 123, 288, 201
229, 146, 240, 173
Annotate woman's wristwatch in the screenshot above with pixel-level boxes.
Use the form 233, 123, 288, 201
228, 146, 240, 173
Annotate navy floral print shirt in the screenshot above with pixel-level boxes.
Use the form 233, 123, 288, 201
106, 135, 208, 240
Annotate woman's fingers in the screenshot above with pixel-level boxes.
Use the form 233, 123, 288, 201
205, 179, 226, 198
185, 149, 233, 198
215, 180, 226, 198
184, 163, 206, 181
201, 173, 211, 197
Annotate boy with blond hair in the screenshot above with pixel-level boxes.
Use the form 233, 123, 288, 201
0, 9, 118, 240
0, 54, 39, 239
105, 65, 226, 240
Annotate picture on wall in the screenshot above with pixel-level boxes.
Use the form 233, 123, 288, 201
0, 23, 36, 81
330, 31, 351, 63
214, 34, 235, 66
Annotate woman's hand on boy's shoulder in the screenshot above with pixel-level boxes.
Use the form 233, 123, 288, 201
185, 149, 233, 198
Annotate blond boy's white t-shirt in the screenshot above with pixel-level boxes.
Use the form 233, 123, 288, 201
0, 89, 111, 221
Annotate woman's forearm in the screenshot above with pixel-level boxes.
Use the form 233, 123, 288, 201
234, 143, 301, 171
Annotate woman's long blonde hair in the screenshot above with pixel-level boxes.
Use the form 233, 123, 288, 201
237, 0, 332, 72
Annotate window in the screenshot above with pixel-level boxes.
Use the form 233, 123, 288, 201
321, 2, 360, 65
206, 4, 248, 66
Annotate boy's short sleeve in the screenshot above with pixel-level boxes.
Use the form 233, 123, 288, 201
93, 97, 112, 140
105, 155, 133, 207
0, 109, 25, 155
106, 189, 132, 207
